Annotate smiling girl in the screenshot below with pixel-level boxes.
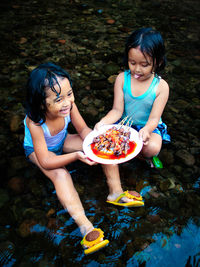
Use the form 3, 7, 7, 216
23, 62, 109, 254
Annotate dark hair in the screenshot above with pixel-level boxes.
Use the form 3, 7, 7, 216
25, 62, 72, 124
124, 27, 166, 74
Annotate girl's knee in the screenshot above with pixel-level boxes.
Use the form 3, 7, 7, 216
50, 168, 71, 183
142, 141, 161, 157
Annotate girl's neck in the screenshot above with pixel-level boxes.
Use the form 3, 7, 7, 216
130, 73, 155, 97
45, 116, 65, 136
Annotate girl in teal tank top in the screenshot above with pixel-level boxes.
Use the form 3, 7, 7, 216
95, 27, 170, 165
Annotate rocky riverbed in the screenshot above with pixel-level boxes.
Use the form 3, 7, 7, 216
0, 0, 199, 266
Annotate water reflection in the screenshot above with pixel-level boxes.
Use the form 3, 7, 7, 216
127, 220, 200, 267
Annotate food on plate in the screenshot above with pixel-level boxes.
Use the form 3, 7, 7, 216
91, 126, 136, 159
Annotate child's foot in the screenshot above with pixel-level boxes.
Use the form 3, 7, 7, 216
107, 190, 144, 207
81, 228, 109, 255
80, 223, 94, 237
107, 191, 141, 203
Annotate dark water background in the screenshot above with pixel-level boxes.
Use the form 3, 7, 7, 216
0, 0, 200, 266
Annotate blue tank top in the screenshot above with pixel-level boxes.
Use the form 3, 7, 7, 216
122, 70, 162, 126
23, 115, 71, 149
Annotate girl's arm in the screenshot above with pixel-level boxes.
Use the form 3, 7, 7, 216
95, 72, 125, 129
27, 117, 92, 170
139, 79, 169, 143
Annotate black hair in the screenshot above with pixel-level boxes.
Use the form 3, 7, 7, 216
25, 62, 72, 124
124, 27, 166, 74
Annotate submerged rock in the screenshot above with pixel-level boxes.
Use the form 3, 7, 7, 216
18, 219, 39, 238
7, 176, 25, 194
0, 189, 9, 208
147, 214, 161, 224
175, 149, 195, 166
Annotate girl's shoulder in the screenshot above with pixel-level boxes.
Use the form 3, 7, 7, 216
26, 116, 42, 131
157, 77, 169, 94
158, 77, 169, 88
114, 72, 125, 89
116, 71, 126, 82
25, 116, 31, 127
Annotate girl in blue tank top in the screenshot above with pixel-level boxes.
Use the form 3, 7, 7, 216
95, 28, 170, 165
23, 62, 112, 254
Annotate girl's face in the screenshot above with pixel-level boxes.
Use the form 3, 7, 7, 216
128, 47, 154, 81
45, 77, 74, 118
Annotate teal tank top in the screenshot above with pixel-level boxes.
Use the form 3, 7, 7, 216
122, 70, 162, 126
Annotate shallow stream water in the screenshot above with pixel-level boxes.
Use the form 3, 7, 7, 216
0, 0, 200, 266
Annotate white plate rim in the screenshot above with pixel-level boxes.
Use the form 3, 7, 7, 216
83, 124, 143, 164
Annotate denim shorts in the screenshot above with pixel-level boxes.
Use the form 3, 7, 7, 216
132, 122, 171, 144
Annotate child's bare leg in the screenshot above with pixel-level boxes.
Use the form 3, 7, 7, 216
29, 152, 93, 236
141, 133, 162, 158
102, 164, 135, 202
63, 133, 83, 153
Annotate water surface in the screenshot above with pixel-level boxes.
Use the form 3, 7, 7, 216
0, 0, 199, 266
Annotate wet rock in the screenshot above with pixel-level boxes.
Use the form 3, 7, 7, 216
118, 26, 132, 33
171, 164, 183, 176
9, 156, 29, 172
18, 219, 38, 238
159, 178, 176, 192
103, 62, 119, 76
57, 39, 66, 44
7, 176, 25, 194
106, 19, 115, 24
10, 114, 23, 132
48, 29, 59, 39
0, 206, 16, 226
94, 99, 102, 108
147, 214, 161, 224
167, 197, 180, 211
181, 167, 196, 183
175, 149, 195, 166
159, 149, 174, 165
27, 179, 46, 198
133, 236, 149, 251
85, 106, 98, 117
46, 218, 57, 229
23, 208, 47, 222
107, 74, 117, 84
0, 0, 199, 264
75, 184, 84, 195
81, 96, 91, 105
90, 79, 107, 90
149, 187, 161, 198
19, 37, 28, 44
46, 208, 56, 218
174, 99, 189, 110
0, 189, 9, 208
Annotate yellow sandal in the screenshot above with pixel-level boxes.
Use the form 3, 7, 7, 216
106, 190, 144, 207
81, 228, 109, 255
